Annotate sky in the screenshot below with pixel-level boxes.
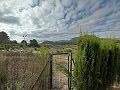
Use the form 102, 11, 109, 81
0, 0, 120, 42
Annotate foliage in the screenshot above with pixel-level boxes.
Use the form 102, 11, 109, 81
37, 46, 50, 58
0, 31, 9, 44
20, 40, 27, 48
74, 35, 120, 90
0, 31, 19, 50
29, 39, 39, 47
10, 40, 18, 45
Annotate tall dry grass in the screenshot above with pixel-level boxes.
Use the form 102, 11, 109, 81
0, 47, 50, 90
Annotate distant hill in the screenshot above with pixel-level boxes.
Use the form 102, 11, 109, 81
42, 37, 79, 45
42, 36, 120, 45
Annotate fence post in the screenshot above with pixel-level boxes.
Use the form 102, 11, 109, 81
68, 52, 72, 90
68, 53, 70, 90
49, 54, 53, 90
70, 52, 72, 90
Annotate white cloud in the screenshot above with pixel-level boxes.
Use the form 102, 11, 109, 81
0, 0, 120, 42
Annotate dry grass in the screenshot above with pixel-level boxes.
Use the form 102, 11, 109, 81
0, 50, 49, 90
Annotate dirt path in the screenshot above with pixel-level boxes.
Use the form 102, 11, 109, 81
52, 55, 68, 90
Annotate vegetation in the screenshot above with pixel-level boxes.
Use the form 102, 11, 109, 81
0, 31, 40, 50
74, 35, 120, 90
0, 31, 9, 44
0, 46, 50, 90
20, 40, 27, 48
29, 39, 39, 47
0, 63, 7, 90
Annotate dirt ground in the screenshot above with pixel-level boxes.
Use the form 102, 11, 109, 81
52, 54, 68, 90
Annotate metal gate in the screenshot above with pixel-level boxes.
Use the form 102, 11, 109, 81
30, 52, 73, 90
51, 52, 73, 90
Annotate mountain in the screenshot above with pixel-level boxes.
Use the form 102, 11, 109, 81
42, 37, 79, 45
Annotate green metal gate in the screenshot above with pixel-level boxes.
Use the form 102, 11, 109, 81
31, 52, 74, 90
51, 52, 73, 90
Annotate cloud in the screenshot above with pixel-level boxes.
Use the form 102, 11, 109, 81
0, 3, 20, 25
0, 16, 20, 25
0, 0, 120, 42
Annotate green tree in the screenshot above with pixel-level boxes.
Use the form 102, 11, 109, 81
10, 40, 18, 45
0, 31, 9, 44
20, 40, 27, 48
29, 39, 39, 47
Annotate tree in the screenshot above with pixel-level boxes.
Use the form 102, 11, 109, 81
10, 40, 18, 45
29, 39, 39, 47
20, 40, 27, 47
0, 31, 9, 44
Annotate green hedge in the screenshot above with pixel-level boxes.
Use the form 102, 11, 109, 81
74, 35, 120, 90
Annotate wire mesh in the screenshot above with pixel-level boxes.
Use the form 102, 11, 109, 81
0, 51, 52, 90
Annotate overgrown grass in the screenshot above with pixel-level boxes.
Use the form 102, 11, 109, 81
0, 47, 50, 90
74, 35, 120, 90
0, 64, 7, 90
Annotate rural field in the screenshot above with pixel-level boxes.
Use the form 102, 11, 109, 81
0, 0, 120, 90
0, 32, 120, 90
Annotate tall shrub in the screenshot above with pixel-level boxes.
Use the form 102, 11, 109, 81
74, 35, 120, 90
100, 40, 118, 89
74, 35, 101, 90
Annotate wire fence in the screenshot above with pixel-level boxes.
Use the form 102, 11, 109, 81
0, 51, 52, 90
31, 54, 52, 90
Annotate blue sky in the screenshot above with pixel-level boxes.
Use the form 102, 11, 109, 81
0, 0, 120, 42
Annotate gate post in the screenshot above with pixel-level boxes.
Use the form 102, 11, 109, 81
68, 52, 72, 90
49, 54, 53, 90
